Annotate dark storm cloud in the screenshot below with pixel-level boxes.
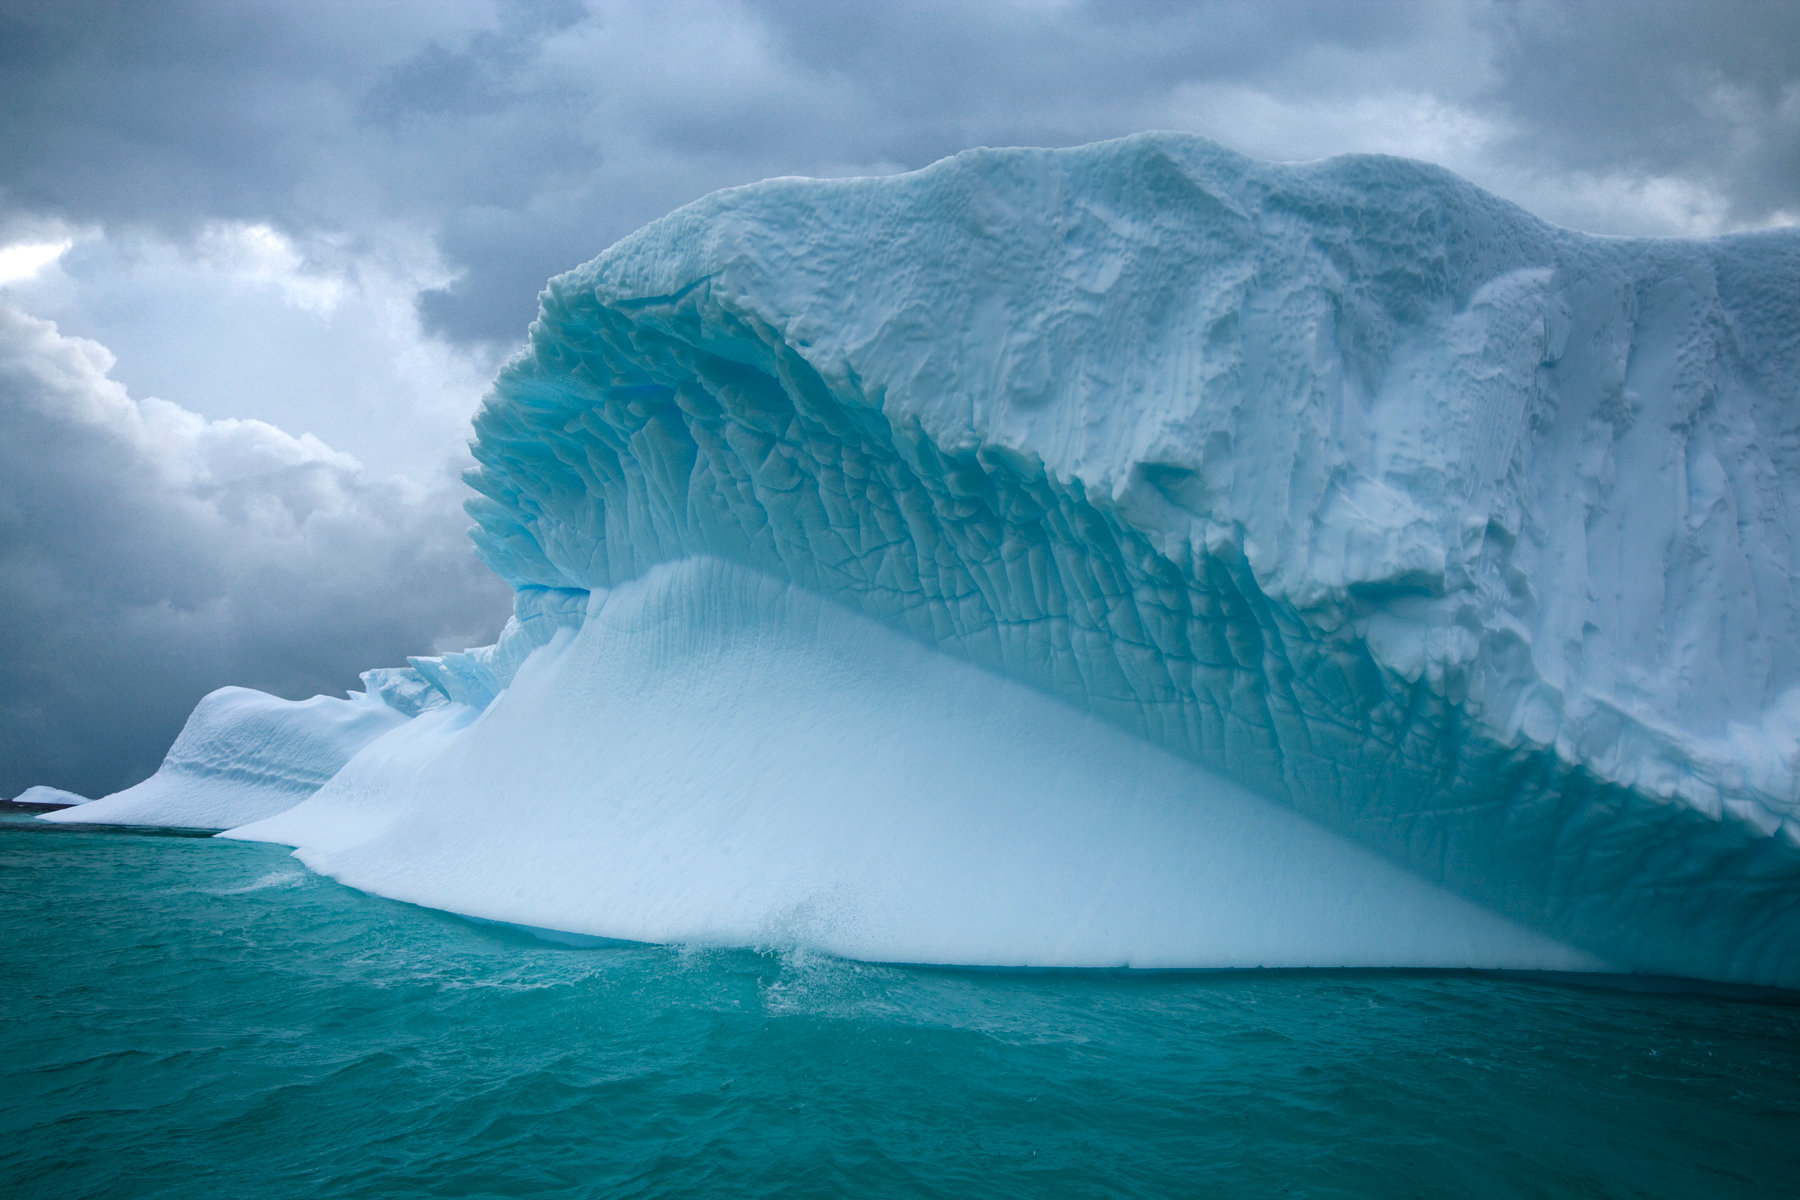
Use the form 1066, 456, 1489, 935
0, 308, 508, 797
1489, 0, 1800, 224
739, 0, 1429, 149
3, 1, 1794, 348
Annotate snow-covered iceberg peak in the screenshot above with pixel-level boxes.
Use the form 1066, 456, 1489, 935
457, 133, 1800, 985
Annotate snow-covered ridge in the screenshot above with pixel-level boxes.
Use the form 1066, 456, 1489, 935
456, 133, 1800, 984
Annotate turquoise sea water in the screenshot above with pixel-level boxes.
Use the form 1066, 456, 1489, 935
3, 809, 1798, 1199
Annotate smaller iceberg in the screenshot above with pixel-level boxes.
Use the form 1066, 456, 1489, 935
10, 785, 89, 809
46, 687, 408, 829
40, 587, 591, 831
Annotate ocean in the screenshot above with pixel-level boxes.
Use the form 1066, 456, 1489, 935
4, 808, 1797, 1199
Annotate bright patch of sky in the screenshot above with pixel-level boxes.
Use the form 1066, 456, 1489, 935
0, 240, 72, 286
3, 223, 495, 479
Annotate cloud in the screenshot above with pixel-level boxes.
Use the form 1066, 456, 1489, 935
2, 1, 1793, 349
1486, 0, 1800, 228
2, 221, 498, 478
0, 239, 70, 286
0, 307, 509, 798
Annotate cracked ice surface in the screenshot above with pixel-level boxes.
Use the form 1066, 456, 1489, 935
455, 134, 1800, 984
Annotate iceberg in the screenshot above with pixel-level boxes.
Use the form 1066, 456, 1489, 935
10, 785, 89, 809
55, 687, 409, 829
44, 133, 1800, 984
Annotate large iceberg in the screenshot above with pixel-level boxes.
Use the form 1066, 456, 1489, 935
44, 134, 1800, 985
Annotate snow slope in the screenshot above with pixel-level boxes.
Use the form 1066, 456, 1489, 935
233, 557, 1596, 970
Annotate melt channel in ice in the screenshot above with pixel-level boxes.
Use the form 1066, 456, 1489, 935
43, 133, 1800, 985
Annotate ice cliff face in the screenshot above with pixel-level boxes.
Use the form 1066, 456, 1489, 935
457, 133, 1800, 985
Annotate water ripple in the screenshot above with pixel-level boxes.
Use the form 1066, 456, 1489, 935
3, 811, 1798, 1199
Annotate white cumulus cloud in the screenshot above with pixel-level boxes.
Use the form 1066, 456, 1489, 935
0, 306, 508, 798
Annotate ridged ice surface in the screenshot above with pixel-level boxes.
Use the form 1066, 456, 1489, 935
453, 134, 1800, 985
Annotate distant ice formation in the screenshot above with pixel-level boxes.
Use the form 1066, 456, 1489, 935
43, 134, 1800, 984
11, 785, 88, 809
54, 687, 406, 829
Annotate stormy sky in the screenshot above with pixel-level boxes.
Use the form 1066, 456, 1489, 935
2, 0, 1796, 797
